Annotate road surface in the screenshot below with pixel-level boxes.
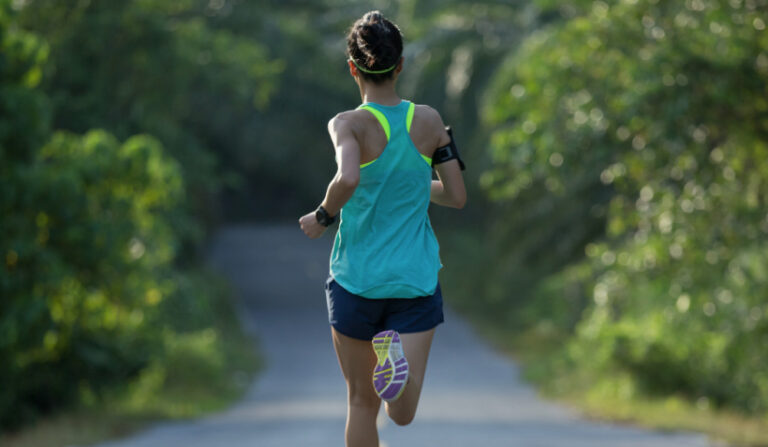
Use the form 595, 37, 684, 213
94, 224, 717, 447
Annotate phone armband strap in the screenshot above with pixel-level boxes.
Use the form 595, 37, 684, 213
432, 126, 466, 171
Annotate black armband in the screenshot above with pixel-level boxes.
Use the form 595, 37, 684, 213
432, 126, 466, 170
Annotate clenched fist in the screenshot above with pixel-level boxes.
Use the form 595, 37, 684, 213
299, 211, 326, 239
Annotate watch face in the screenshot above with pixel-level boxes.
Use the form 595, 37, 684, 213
316, 208, 330, 226
316, 206, 336, 226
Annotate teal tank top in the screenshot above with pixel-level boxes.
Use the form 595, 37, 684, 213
329, 100, 441, 299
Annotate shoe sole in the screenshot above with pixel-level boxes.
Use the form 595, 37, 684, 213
372, 330, 409, 402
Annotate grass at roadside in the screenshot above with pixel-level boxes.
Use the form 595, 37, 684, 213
0, 268, 261, 447
466, 316, 768, 447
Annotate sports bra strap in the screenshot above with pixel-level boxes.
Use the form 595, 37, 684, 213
405, 101, 415, 132
358, 105, 391, 141
357, 101, 429, 168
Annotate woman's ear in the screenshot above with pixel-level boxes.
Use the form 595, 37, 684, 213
348, 60, 359, 77
395, 57, 404, 74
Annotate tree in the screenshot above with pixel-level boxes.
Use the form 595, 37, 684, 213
483, 0, 768, 412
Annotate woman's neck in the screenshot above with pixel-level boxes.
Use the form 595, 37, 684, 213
358, 80, 401, 106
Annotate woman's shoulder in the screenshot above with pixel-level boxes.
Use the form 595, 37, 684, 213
411, 103, 444, 128
327, 109, 376, 134
329, 108, 378, 125
412, 102, 439, 115
409, 103, 449, 151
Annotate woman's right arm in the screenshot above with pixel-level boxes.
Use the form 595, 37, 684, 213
298, 112, 361, 239
428, 113, 466, 209
319, 113, 361, 216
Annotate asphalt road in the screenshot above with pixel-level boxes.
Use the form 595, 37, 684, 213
93, 224, 718, 447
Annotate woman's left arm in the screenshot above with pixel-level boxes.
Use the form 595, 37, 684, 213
299, 114, 361, 239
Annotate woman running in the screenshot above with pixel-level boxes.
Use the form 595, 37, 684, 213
299, 10, 466, 447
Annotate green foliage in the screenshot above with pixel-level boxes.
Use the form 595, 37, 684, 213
0, 1, 50, 164
1, 127, 186, 427
481, 0, 768, 414
0, 269, 259, 447
18, 0, 282, 228
5, 0, 768, 436
117, 269, 259, 419
1, 0, 269, 429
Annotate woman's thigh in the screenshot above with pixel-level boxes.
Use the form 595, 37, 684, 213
384, 328, 436, 424
397, 328, 435, 392
332, 327, 382, 408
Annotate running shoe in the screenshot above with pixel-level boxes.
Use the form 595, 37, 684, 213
372, 330, 409, 402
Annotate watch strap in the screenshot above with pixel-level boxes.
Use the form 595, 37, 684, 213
315, 205, 336, 227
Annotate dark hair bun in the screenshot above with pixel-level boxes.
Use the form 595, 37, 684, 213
346, 10, 403, 83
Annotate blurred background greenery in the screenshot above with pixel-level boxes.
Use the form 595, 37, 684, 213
1, 0, 767, 445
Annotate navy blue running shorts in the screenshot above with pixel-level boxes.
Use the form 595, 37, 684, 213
325, 276, 444, 341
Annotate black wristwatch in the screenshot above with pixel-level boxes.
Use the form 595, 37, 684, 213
315, 205, 336, 227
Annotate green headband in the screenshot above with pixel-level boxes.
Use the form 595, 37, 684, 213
349, 58, 398, 74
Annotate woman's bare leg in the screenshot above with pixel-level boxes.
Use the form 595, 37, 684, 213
384, 329, 436, 426
331, 328, 382, 447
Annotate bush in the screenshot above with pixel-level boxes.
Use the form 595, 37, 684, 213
0, 128, 188, 428
482, 0, 768, 414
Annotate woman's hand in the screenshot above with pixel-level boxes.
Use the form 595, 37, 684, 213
299, 212, 326, 239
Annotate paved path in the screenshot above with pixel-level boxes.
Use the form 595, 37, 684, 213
95, 224, 717, 447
